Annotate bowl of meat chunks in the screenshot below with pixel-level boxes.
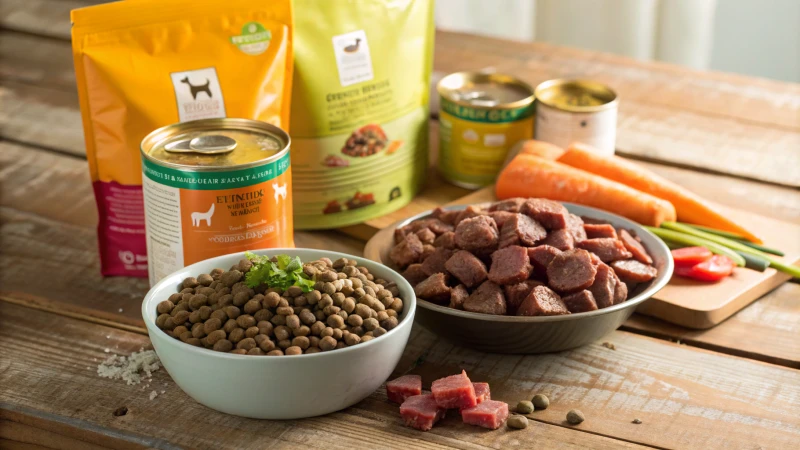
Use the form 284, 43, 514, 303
364, 198, 673, 353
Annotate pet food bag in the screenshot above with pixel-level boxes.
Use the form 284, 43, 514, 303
71, 0, 293, 277
289, 0, 435, 229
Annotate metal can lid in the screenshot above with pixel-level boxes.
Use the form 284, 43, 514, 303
438, 72, 534, 109
534, 79, 618, 113
141, 118, 290, 171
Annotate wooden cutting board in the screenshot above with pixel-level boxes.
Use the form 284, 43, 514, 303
363, 185, 800, 329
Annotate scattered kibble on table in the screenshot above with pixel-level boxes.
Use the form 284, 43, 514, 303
633, 418, 642, 424
516, 400, 534, 414
567, 409, 585, 425
507, 414, 529, 429
532, 394, 550, 410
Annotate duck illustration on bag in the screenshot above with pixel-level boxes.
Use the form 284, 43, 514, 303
191, 203, 215, 227
343, 38, 361, 53
181, 77, 212, 100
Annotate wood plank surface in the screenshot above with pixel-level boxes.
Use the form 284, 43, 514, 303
0, 302, 648, 450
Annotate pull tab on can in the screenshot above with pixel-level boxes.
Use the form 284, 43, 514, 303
164, 134, 237, 154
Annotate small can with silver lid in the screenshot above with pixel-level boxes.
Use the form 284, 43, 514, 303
140, 118, 293, 285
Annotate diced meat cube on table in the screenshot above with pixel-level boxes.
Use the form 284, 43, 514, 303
588, 263, 617, 308
547, 249, 598, 292
611, 260, 658, 283
562, 290, 599, 313
517, 285, 570, 316
461, 400, 509, 430
421, 247, 453, 276
449, 284, 470, 309
576, 238, 632, 263
500, 214, 547, 248
521, 198, 569, 230
414, 273, 451, 303
488, 246, 532, 285
390, 233, 424, 268
386, 375, 422, 404
399, 394, 446, 431
619, 229, 653, 264
431, 370, 478, 410
539, 229, 574, 251
583, 223, 618, 239
454, 215, 499, 253
463, 281, 507, 315
445, 250, 488, 288
472, 382, 491, 404
503, 280, 544, 315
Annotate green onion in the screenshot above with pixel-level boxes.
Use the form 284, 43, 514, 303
645, 226, 746, 266
661, 222, 800, 278
679, 222, 784, 256
735, 251, 770, 272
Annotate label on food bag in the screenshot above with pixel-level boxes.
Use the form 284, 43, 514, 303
332, 30, 374, 87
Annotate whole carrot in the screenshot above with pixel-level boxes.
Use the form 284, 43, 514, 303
557, 143, 763, 244
496, 153, 676, 226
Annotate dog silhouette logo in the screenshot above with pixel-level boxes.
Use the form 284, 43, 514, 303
191, 203, 215, 227
181, 77, 212, 100
272, 183, 287, 203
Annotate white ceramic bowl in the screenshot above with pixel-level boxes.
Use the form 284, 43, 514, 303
142, 248, 416, 419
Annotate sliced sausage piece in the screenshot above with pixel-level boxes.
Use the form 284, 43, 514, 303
612, 270, 629, 304
503, 280, 544, 315
463, 281, 507, 315
416, 228, 436, 245
488, 246, 532, 285
489, 211, 516, 230
562, 290, 599, 313
445, 250, 488, 288
539, 229, 574, 251
588, 263, 616, 309
489, 197, 526, 213
610, 260, 658, 283
547, 249, 598, 293
454, 215, 499, 253
421, 247, 454, 276
576, 238, 633, 263
414, 273, 451, 304
454, 205, 488, 226
500, 214, 547, 248
521, 199, 569, 230
432, 207, 460, 226
390, 233, 424, 268
566, 214, 587, 243
517, 285, 570, 316
403, 264, 428, 286
449, 284, 470, 310
528, 245, 561, 274
420, 244, 436, 261
583, 223, 618, 239
433, 231, 456, 249
619, 229, 653, 264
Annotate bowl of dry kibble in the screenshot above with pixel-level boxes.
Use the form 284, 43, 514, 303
142, 248, 416, 419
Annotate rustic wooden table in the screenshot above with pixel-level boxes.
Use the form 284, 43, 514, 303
2, 2, 800, 448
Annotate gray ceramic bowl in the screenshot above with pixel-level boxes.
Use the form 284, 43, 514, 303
365, 203, 673, 354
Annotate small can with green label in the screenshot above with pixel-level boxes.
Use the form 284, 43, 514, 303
437, 72, 535, 189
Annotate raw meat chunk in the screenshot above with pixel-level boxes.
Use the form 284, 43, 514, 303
500, 214, 547, 248
432, 207, 460, 225
445, 250, 488, 288
588, 263, 616, 308
414, 273, 451, 303
584, 223, 618, 239
566, 214, 587, 243
490, 211, 516, 229
403, 264, 428, 286
612, 270, 629, 304
503, 280, 544, 315
400, 394, 446, 431
421, 247, 454, 276
547, 249, 598, 292
433, 231, 456, 249
611, 260, 658, 283
576, 238, 633, 263
521, 199, 569, 230
415, 228, 436, 245
461, 400, 509, 430
431, 370, 477, 409
528, 245, 561, 273
619, 229, 653, 264
488, 246, 532, 285
455, 215, 499, 253
562, 290, 598, 313
420, 244, 436, 261
489, 197, 526, 213
539, 229, 574, 251
473, 382, 491, 404
390, 233, 424, 268
463, 281, 507, 315
454, 205, 488, 226
517, 285, 570, 316
387, 375, 422, 404
449, 284, 470, 310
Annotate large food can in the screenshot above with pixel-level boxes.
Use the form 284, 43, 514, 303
534, 79, 618, 155
140, 118, 293, 285
438, 72, 535, 189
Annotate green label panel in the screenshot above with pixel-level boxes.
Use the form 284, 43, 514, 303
440, 97, 534, 123
142, 152, 289, 190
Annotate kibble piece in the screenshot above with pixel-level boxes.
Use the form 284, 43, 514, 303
254, 334, 276, 352
203, 318, 222, 334
236, 314, 256, 329
305, 347, 321, 354
270, 314, 287, 326
236, 337, 256, 351
182, 277, 199, 289
292, 336, 310, 350
376, 310, 389, 322
179, 331, 192, 342
632, 418, 642, 424
172, 325, 188, 337
293, 325, 310, 337
243, 299, 261, 315
247, 348, 265, 356
532, 394, 550, 410
192, 322, 206, 339
314, 310, 326, 321
188, 310, 202, 324
263, 292, 281, 308
335, 341, 347, 349
507, 414, 528, 430
286, 314, 301, 329
342, 297, 356, 314
223, 319, 238, 334
168, 293, 183, 303
185, 338, 202, 347
206, 329, 227, 345
285, 346, 303, 356
363, 318, 379, 331
319, 336, 337, 351
277, 339, 292, 349
228, 328, 245, 343
372, 327, 387, 337
361, 335, 374, 343
274, 326, 291, 341
305, 290, 321, 305
257, 320, 274, 336
380, 316, 399, 331
213, 339, 233, 352
276, 306, 294, 316
344, 333, 361, 346
157, 300, 174, 314
210, 309, 227, 322
253, 309, 272, 322
347, 314, 363, 327
331, 328, 343, 340
172, 310, 190, 325
327, 314, 345, 329
245, 326, 259, 339
230, 349, 247, 355
189, 294, 209, 310
220, 270, 243, 287
390, 298, 403, 312
566, 409, 585, 425
516, 401, 534, 414
267, 349, 284, 356
198, 305, 212, 320
310, 321, 326, 336
299, 309, 316, 325
318, 295, 334, 309
223, 305, 241, 320
197, 273, 214, 286
354, 303, 371, 319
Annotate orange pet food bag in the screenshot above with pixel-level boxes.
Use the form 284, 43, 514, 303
71, 0, 293, 277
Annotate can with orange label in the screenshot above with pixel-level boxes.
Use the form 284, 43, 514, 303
141, 118, 293, 285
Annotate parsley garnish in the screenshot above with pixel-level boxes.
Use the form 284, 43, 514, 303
244, 251, 315, 292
